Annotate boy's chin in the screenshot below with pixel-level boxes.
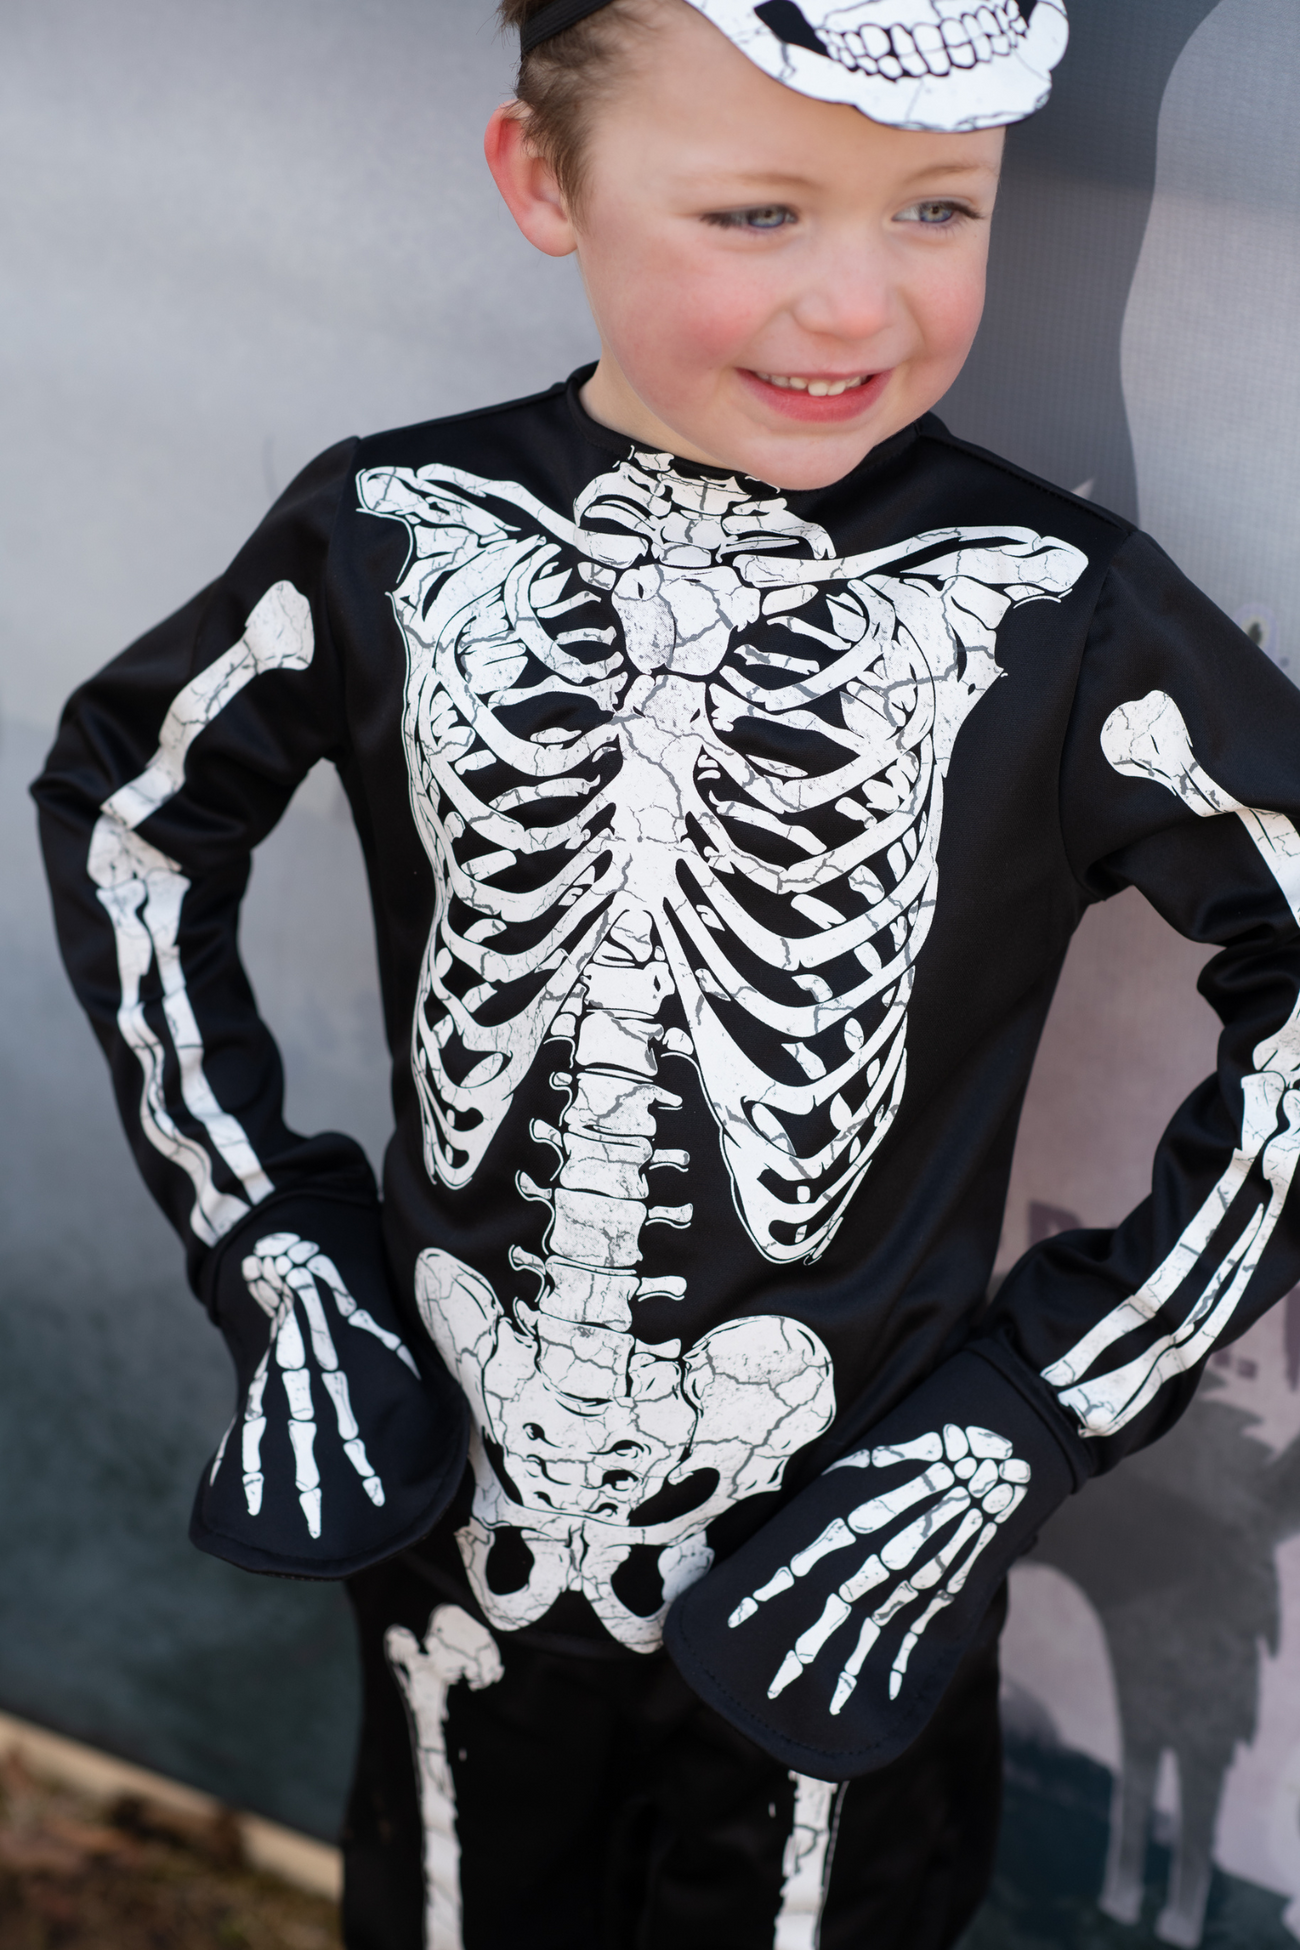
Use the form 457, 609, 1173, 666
718, 428, 887, 493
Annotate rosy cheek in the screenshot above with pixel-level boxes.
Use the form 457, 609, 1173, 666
912, 261, 988, 370
606, 256, 767, 385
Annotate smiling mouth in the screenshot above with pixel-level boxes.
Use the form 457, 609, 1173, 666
753, 372, 874, 397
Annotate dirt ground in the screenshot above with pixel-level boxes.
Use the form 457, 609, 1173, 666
0, 1748, 342, 1950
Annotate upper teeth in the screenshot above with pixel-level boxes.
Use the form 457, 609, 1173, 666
758, 373, 870, 397
821, 5, 1026, 80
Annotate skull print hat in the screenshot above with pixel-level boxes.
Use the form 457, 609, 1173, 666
520, 0, 1069, 133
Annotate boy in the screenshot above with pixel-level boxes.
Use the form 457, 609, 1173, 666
32, 2, 1300, 1945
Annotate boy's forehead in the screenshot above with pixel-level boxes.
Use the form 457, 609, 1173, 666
521, 0, 1069, 135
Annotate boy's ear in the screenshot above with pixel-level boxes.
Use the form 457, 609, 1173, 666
484, 106, 578, 259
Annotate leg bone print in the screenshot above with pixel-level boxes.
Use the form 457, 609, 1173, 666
209, 1232, 421, 1537
386, 1605, 503, 1950
727, 1423, 1029, 1711
360, 453, 1083, 1646
1045, 691, 1300, 1436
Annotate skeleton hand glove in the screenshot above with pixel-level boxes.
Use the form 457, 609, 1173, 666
192, 1196, 469, 1579
664, 1346, 1088, 1779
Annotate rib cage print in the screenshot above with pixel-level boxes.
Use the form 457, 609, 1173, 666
360, 452, 1086, 1648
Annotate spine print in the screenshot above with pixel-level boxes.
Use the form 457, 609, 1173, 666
514, 908, 692, 1373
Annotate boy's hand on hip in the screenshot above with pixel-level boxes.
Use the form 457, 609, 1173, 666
234, 1232, 419, 1537
664, 1347, 1087, 1778
191, 1194, 470, 1580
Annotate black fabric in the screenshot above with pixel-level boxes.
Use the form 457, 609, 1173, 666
342, 1554, 1005, 1950
753, 3, 830, 56
32, 371, 1300, 1776
520, 0, 616, 56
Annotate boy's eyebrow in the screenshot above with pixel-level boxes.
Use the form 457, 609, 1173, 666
710, 160, 997, 190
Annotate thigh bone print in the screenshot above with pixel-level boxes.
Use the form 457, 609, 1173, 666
360, 454, 1081, 1646
210, 1232, 420, 1538
727, 1424, 1030, 1710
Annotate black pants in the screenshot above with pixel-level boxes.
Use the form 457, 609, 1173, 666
342, 1557, 1005, 1950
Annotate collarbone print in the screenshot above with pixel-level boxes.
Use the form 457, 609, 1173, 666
360, 450, 1085, 1649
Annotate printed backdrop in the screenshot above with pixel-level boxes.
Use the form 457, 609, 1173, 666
1, 2, 1297, 1941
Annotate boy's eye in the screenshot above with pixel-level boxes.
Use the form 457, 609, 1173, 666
703, 205, 797, 232
896, 199, 972, 228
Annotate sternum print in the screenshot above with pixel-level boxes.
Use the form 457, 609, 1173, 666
519, 904, 692, 1410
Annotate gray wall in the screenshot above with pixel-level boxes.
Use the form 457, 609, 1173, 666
0, 0, 596, 1838
3, 1, 1300, 1934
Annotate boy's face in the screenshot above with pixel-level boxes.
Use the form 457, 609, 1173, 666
492, 2, 1004, 491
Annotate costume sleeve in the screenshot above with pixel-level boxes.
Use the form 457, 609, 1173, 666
32, 443, 468, 1579
666, 530, 1300, 1777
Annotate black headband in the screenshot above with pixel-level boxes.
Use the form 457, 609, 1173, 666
520, 0, 616, 56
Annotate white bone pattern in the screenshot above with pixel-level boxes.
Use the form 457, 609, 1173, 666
360, 453, 1083, 1651
385, 1603, 838, 1950
209, 1232, 421, 1537
87, 579, 313, 1246
690, 0, 1069, 127
386, 1605, 503, 1950
1044, 690, 1300, 1436
729, 1423, 1030, 1712
818, 1, 1033, 78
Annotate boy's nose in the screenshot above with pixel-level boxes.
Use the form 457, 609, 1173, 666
786, 257, 899, 346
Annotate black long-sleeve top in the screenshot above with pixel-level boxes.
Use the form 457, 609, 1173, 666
35, 371, 1300, 1777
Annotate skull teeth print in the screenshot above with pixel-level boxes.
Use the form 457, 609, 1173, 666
359, 451, 1084, 1647
819, 2, 1029, 81
685, 0, 1069, 131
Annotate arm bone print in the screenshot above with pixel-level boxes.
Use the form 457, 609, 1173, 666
1044, 690, 1300, 1435
85, 581, 313, 1246
361, 453, 1083, 1653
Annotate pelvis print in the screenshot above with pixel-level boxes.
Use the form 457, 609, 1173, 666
360, 451, 1086, 1647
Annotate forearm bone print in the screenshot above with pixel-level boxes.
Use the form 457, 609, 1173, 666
359, 454, 1083, 1649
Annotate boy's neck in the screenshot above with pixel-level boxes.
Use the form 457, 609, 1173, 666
579, 357, 734, 471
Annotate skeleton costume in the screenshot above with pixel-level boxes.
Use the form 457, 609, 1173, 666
37, 5, 1300, 1948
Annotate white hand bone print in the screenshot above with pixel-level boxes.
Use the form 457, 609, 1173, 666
727, 1423, 1030, 1710
685, 0, 1069, 130
209, 1232, 421, 1538
359, 451, 1084, 1647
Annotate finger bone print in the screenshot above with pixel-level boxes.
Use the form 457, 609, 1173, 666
359, 452, 1084, 1648
209, 1232, 420, 1537
728, 1423, 1030, 1711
